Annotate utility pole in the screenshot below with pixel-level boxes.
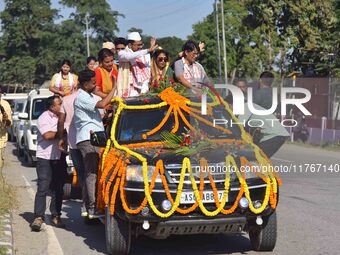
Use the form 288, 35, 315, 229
215, 0, 222, 80
85, 13, 90, 57
220, 0, 228, 85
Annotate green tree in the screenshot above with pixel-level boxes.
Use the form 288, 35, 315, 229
0, 0, 57, 84
190, 0, 337, 79
60, 0, 122, 42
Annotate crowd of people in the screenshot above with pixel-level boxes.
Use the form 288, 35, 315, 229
28, 31, 291, 232
30, 31, 210, 231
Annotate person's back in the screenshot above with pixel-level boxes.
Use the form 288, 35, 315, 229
253, 87, 273, 109
253, 71, 275, 110
238, 103, 289, 157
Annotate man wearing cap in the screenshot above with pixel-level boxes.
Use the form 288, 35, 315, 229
117, 31, 158, 98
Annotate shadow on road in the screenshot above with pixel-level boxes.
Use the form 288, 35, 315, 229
11, 147, 35, 168
131, 234, 252, 255
62, 200, 107, 254
60, 199, 252, 255
19, 212, 35, 225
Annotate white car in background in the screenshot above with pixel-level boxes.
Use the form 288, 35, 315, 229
14, 100, 28, 157
18, 89, 53, 165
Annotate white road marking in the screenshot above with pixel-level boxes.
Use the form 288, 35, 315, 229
271, 157, 293, 163
22, 175, 64, 255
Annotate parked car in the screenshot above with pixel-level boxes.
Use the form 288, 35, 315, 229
93, 89, 280, 255
11, 99, 28, 143
18, 89, 53, 165
14, 100, 28, 157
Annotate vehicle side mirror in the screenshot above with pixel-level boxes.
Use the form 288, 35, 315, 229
18, 112, 28, 120
12, 114, 19, 121
90, 131, 107, 147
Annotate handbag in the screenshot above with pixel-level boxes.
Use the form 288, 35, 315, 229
90, 131, 107, 147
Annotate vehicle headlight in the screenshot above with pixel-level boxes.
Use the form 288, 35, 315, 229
30, 126, 38, 135
126, 165, 162, 183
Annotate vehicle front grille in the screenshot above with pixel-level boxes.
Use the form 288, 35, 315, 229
155, 217, 246, 238
165, 163, 236, 184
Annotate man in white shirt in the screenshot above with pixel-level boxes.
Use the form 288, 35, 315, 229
117, 31, 158, 97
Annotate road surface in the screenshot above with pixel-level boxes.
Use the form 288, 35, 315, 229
3, 142, 340, 255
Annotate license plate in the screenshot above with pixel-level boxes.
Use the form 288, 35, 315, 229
180, 191, 227, 204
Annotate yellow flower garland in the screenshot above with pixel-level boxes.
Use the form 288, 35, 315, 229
97, 87, 280, 218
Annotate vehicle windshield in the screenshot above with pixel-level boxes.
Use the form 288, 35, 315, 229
116, 105, 242, 144
32, 98, 47, 120
14, 101, 25, 113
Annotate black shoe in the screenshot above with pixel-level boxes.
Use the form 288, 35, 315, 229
31, 217, 44, 232
51, 215, 66, 228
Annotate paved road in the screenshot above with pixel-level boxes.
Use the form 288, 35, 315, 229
3, 142, 340, 255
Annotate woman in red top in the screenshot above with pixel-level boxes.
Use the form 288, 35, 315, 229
94, 48, 117, 98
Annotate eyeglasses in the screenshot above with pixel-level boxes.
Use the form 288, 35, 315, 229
190, 51, 199, 56
157, 57, 168, 62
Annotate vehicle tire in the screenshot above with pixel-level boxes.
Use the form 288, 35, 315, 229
105, 206, 131, 255
249, 211, 277, 251
17, 145, 24, 158
63, 183, 72, 200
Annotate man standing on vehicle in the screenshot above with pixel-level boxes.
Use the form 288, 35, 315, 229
74, 70, 115, 219
31, 95, 66, 231
117, 31, 158, 97
0, 86, 12, 170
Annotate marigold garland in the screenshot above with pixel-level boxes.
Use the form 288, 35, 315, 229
95, 87, 281, 218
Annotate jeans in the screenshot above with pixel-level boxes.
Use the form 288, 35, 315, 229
34, 157, 67, 218
258, 136, 287, 158
70, 148, 87, 211
70, 149, 85, 186
77, 141, 99, 211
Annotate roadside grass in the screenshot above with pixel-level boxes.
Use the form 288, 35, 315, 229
286, 141, 340, 152
0, 174, 16, 255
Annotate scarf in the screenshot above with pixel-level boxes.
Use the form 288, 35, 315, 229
151, 59, 169, 83
117, 48, 131, 98
131, 55, 150, 89
98, 67, 113, 94
55, 72, 75, 94
182, 57, 204, 84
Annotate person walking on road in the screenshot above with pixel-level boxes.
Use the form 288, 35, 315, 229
74, 70, 115, 219
31, 96, 66, 231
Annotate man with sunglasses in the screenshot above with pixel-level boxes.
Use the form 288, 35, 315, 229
117, 31, 158, 98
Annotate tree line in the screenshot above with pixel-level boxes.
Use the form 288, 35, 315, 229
190, 0, 339, 81
0, 0, 339, 85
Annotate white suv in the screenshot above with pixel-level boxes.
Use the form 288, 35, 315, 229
18, 89, 53, 165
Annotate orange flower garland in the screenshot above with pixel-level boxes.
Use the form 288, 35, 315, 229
95, 87, 281, 218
